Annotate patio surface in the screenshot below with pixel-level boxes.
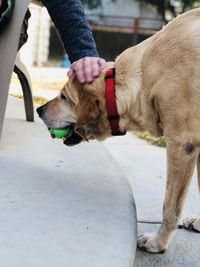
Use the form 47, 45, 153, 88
104, 135, 200, 267
0, 96, 136, 267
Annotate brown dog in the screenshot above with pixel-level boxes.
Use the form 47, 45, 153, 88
37, 8, 200, 253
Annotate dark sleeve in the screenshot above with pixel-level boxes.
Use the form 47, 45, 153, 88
40, 0, 99, 63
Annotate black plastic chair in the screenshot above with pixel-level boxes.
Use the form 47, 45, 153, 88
14, 53, 34, 122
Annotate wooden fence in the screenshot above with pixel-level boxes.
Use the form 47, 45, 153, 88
87, 14, 164, 35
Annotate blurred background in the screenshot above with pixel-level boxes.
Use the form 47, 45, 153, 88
10, 0, 200, 102
20, 0, 200, 67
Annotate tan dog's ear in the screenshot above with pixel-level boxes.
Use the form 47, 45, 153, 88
75, 91, 100, 140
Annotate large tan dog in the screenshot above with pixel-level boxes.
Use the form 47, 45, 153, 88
37, 8, 200, 253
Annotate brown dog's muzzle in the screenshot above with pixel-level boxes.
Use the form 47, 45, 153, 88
63, 130, 83, 146
36, 105, 46, 118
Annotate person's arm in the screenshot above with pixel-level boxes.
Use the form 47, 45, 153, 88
41, 0, 106, 83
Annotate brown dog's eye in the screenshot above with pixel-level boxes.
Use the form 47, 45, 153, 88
95, 99, 100, 107
61, 94, 66, 100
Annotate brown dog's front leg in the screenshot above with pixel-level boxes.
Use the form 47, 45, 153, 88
138, 139, 198, 253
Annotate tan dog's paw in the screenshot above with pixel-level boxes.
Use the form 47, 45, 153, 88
179, 217, 200, 233
137, 233, 167, 253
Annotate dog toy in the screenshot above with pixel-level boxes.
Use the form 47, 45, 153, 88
49, 128, 71, 139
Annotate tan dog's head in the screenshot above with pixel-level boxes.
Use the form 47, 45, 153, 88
37, 72, 112, 146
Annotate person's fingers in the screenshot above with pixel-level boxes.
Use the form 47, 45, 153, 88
67, 57, 106, 83
91, 59, 100, 77
98, 58, 106, 69
72, 59, 85, 83
90, 58, 106, 78
67, 68, 74, 77
83, 57, 93, 83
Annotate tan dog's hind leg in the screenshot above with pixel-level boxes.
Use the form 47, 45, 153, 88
138, 138, 198, 253
181, 156, 200, 233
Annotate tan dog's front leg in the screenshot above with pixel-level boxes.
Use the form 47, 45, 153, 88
138, 139, 198, 253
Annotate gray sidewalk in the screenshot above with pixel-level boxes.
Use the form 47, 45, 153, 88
103, 134, 200, 266
0, 97, 136, 267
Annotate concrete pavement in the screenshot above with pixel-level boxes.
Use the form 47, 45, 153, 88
0, 97, 137, 267
103, 134, 200, 266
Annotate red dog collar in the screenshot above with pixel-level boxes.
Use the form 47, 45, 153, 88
105, 68, 126, 136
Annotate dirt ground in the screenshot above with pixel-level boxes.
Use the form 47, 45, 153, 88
10, 67, 68, 104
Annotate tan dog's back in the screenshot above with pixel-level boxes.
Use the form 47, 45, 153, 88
115, 8, 200, 143
143, 8, 200, 143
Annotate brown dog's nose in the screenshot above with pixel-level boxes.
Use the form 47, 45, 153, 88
36, 106, 44, 118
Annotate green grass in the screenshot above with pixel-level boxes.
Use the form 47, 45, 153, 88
10, 94, 48, 105
134, 131, 166, 147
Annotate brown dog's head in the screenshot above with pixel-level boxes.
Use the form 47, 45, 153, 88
37, 72, 111, 146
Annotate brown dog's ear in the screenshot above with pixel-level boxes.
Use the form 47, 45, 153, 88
74, 91, 100, 138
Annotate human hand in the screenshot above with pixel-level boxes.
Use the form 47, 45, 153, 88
67, 57, 106, 83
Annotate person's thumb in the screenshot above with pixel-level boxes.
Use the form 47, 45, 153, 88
98, 58, 106, 69
67, 68, 74, 77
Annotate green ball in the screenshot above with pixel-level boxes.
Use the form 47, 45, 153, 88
49, 128, 71, 139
